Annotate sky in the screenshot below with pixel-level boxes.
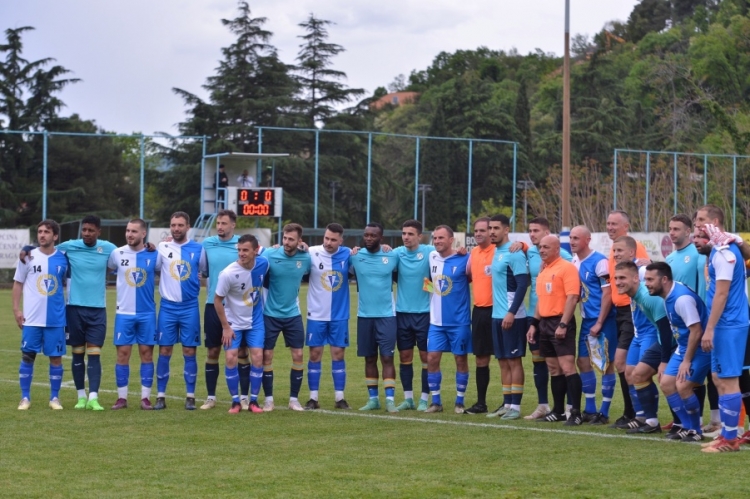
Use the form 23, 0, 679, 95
1, 0, 640, 135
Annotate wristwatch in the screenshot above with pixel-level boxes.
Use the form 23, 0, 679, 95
558, 322, 568, 329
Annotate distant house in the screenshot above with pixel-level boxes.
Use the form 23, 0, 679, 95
370, 91, 420, 110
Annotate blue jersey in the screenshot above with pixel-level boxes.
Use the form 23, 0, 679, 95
215, 258, 268, 330
13, 248, 69, 327
58, 239, 117, 308
697, 253, 707, 301
491, 242, 528, 319
576, 251, 614, 321
263, 247, 311, 318
157, 240, 205, 304
665, 281, 708, 356
428, 251, 471, 326
307, 245, 351, 321
202, 235, 239, 305
108, 246, 160, 315
350, 248, 399, 318
666, 244, 701, 294
707, 245, 749, 329
529, 245, 572, 316
394, 244, 434, 314
630, 283, 665, 340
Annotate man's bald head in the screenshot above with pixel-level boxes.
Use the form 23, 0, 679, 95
538, 235, 561, 263
569, 225, 591, 256
571, 225, 591, 238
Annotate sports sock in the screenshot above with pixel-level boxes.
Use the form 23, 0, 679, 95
719, 392, 742, 440
262, 365, 274, 397
532, 357, 549, 405
367, 377, 379, 399
115, 364, 129, 399
308, 361, 322, 397
565, 373, 582, 412
456, 371, 469, 406
421, 363, 429, 400
249, 365, 263, 402
683, 393, 702, 432
205, 359, 219, 397
156, 354, 171, 396
502, 384, 512, 407
183, 354, 197, 397
666, 393, 690, 430
510, 384, 523, 410
140, 362, 154, 399
693, 383, 706, 420
290, 363, 303, 399
384, 378, 396, 401
551, 374, 566, 414
71, 350, 86, 391
600, 373, 616, 417
332, 360, 346, 395
49, 364, 63, 400
225, 366, 239, 402
476, 365, 489, 405
87, 348, 102, 396
634, 381, 659, 421
628, 384, 643, 419
580, 370, 597, 414
19, 360, 34, 400
238, 357, 251, 397
400, 361, 413, 393
428, 371, 442, 406
619, 372, 634, 418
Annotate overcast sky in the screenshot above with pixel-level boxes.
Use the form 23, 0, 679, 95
2, 0, 640, 135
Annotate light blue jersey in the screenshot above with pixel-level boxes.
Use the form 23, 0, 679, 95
707, 245, 749, 329
528, 245, 572, 316
577, 251, 614, 321
631, 283, 665, 340
58, 238, 117, 308
666, 244, 701, 294
491, 242, 528, 319
157, 240, 206, 303
429, 252, 471, 326
394, 244, 434, 313
108, 246, 160, 315
203, 235, 239, 305
263, 247, 311, 318
665, 281, 708, 355
696, 253, 707, 301
350, 249, 399, 318
13, 248, 69, 327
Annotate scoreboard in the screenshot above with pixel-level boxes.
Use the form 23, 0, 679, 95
236, 188, 283, 217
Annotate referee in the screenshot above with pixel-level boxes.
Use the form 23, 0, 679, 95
526, 235, 583, 425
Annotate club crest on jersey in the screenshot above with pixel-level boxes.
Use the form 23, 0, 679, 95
497, 255, 504, 261
97, 247, 103, 253
169, 259, 191, 281
321, 270, 344, 292
36, 274, 59, 296
125, 267, 148, 288
296, 261, 302, 268
484, 265, 491, 276
382, 257, 388, 264
434, 275, 453, 296
243, 287, 262, 306
684, 255, 690, 263
545, 282, 552, 294
417, 253, 424, 260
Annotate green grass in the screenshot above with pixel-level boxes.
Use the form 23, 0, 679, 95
0, 286, 748, 498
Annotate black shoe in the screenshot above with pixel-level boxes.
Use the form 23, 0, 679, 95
185, 397, 196, 410
304, 398, 320, 410
621, 418, 645, 431
464, 402, 488, 415
589, 412, 610, 426
334, 399, 352, 410
564, 410, 583, 426
609, 415, 632, 429
154, 397, 167, 410
667, 427, 690, 440
627, 420, 662, 434
581, 411, 596, 423
680, 429, 704, 442
537, 411, 566, 422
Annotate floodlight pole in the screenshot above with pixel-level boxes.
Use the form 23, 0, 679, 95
561, 0, 572, 231
329, 180, 339, 219
418, 184, 432, 229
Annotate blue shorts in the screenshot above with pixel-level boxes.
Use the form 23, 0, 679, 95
635, 342, 662, 371
22, 326, 66, 356
712, 326, 749, 378
225, 327, 265, 351
158, 300, 201, 347
626, 333, 659, 367
492, 318, 526, 359
66, 306, 106, 347
666, 349, 711, 384
264, 315, 305, 350
114, 313, 158, 346
578, 316, 617, 361
396, 312, 429, 352
427, 324, 472, 356
306, 319, 349, 348
357, 317, 397, 358
204, 304, 224, 349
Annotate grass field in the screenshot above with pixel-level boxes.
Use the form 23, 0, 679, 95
1, 286, 749, 498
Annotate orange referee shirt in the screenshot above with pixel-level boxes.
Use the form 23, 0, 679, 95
470, 244, 495, 307
536, 256, 580, 317
608, 241, 648, 307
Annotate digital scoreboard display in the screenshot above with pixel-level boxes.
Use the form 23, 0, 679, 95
237, 188, 280, 217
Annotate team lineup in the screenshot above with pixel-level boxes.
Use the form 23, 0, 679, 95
11, 206, 750, 453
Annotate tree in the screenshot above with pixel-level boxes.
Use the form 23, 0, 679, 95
294, 14, 364, 127
627, 0, 671, 43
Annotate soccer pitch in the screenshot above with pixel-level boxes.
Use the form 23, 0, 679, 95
0, 287, 747, 498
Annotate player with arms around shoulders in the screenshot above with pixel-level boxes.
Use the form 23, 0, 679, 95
214, 234, 269, 413
13, 219, 69, 410
154, 212, 206, 410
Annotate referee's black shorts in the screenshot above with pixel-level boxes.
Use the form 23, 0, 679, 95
615, 305, 634, 350
471, 306, 493, 356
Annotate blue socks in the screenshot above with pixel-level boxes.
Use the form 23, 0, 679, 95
629, 384, 644, 419
226, 366, 239, 402
635, 381, 659, 420
19, 360, 34, 400
140, 362, 154, 389
157, 354, 171, 394
400, 362, 413, 392
719, 393, 742, 440
49, 365, 63, 400
428, 371, 442, 406
456, 371, 469, 406
683, 393, 702, 432
666, 393, 690, 430
249, 365, 263, 402
580, 370, 597, 414
183, 354, 197, 395
115, 363, 130, 388
332, 360, 346, 392
600, 373, 616, 417
308, 361, 322, 392
71, 353, 86, 390
87, 354, 102, 394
